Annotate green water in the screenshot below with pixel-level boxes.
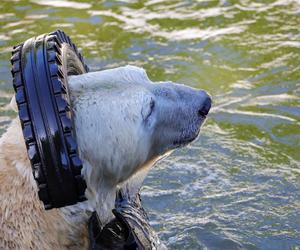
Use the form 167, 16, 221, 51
0, 0, 299, 249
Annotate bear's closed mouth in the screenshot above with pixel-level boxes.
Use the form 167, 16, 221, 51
198, 110, 208, 118
173, 136, 197, 146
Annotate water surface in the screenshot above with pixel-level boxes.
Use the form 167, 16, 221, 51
0, 0, 299, 249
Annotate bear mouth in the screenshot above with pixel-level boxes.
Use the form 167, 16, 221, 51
173, 134, 199, 147
173, 118, 207, 147
198, 110, 207, 118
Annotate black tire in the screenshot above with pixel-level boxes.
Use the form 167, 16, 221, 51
10, 30, 89, 209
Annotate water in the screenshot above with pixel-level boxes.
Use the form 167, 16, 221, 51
1, 0, 299, 249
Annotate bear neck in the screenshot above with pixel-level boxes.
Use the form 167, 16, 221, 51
80, 155, 159, 226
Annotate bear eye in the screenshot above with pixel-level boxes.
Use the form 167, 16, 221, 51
150, 99, 155, 111
147, 99, 155, 118
142, 97, 155, 121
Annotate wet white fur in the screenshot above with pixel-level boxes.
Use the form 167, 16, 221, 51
69, 66, 161, 224
68, 65, 208, 225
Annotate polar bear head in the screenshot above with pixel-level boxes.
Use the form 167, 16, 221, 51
68, 65, 211, 224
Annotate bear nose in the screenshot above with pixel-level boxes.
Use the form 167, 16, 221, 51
198, 93, 212, 117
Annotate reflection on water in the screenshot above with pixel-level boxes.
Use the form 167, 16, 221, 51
0, 0, 299, 249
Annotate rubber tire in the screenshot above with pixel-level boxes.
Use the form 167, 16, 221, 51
10, 30, 88, 209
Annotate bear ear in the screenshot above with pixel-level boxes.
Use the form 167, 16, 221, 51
10, 95, 18, 112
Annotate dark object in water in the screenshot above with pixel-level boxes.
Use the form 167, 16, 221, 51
89, 188, 159, 250
11, 30, 88, 209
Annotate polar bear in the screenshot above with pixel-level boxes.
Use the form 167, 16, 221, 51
0, 65, 211, 249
